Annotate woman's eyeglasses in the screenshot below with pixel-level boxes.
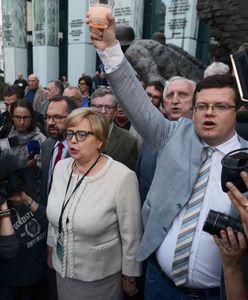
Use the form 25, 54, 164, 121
64, 130, 93, 142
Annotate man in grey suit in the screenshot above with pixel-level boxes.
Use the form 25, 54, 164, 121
91, 87, 138, 170
89, 16, 248, 300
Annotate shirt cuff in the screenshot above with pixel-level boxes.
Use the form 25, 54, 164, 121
96, 41, 124, 73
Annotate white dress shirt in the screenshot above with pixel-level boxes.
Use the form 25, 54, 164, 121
157, 133, 241, 288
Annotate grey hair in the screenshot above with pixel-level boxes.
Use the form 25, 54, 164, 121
163, 76, 196, 96
91, 87, 117, 105
204, 62, 230, 78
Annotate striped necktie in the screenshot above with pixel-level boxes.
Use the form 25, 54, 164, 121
171, 147, 214, 286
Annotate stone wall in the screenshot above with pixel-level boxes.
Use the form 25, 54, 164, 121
197, 0, 248, 63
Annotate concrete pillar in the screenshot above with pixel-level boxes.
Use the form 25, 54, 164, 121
32, 0, 59, 87
2, 0, 27, 84
68, 0, 96, 86
164, 0, 199, 56
114, 0, 144, 41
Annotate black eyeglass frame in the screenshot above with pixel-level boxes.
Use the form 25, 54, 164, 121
64, 130, 94, 142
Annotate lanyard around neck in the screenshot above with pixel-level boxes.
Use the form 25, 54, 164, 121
58, 154, 101, 234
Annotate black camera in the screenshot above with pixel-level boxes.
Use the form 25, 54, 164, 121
221, 148, 248, 193
0, 167, 41, 205
203, 209, 244, 238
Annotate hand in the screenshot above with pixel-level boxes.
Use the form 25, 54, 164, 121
122, 276, 138, 297
226, 172, 248, 237
86, 13, 117, 50
27, 158, 38, 168
214, 227, 247, 270
8, 191, 31, 206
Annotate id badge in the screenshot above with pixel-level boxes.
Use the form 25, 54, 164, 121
56, 234, 64, 262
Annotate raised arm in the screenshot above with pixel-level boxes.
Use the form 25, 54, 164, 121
87, 14, 178, 150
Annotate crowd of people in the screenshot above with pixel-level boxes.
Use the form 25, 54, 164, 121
0, 12, 248, 300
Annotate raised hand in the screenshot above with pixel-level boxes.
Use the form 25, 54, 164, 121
86, 13, 117, 50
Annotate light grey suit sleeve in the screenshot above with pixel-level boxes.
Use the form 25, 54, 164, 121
106, 58, 179, 151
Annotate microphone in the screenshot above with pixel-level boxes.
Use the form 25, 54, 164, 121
236, 111, 248, 123
27, 140, 40, 160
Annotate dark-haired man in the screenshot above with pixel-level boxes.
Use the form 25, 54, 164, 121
89, 16, 248, 299
0, 85, 24, 138
41, 96, 77, 300
145, 81, 164, 109
41, 96, 77, 201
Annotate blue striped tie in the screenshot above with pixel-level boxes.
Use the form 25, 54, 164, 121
171, 147, 214, 286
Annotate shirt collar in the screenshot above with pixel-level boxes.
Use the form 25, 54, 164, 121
204, 132, 240, 155
54, 140, 68, 150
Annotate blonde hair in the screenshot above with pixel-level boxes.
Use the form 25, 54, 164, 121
65, 108, 109, 151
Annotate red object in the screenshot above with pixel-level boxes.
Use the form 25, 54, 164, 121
54, 143, 64, 168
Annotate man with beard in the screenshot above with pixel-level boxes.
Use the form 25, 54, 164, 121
41, 96, 77, 201
41, 96, 77, 300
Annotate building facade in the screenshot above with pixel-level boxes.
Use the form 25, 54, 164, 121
2, 0, 246, 87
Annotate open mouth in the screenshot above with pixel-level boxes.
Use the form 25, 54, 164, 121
69, 147, 77, 154
203, 121, 216, 129
171, 107, 180, 112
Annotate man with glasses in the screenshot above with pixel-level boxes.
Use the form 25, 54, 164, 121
41, 96, 77, 200
41, 96, 77, 300
145, 81, 164, 111
89, 18, 248, 299
91, 87, 138, 170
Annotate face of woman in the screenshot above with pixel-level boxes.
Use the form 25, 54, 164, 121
67, 118, 103, 164
12, 107, 32, 133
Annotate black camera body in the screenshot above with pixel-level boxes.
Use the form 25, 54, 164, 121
0, 167, 41, 205
221, 148, 248, 193
203, 209, 244, 238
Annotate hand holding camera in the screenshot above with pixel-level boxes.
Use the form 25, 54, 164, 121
226, 171, 248, 238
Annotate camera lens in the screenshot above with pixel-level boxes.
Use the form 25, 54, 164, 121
203, 209, 244, 237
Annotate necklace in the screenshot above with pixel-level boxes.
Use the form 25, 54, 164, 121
74, 154, 101, 174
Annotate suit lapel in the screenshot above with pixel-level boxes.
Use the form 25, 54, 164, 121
104, 124, 119, 156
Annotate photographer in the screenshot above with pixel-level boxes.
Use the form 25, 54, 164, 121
0, 99, 49, 299
213, 172, 248, 300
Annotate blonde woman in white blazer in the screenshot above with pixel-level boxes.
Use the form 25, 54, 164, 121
46, 108, 142, 300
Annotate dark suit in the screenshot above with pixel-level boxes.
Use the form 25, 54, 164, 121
41, 138, 70, 203
104, 124, 138, 170
41, 138, 69, 300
